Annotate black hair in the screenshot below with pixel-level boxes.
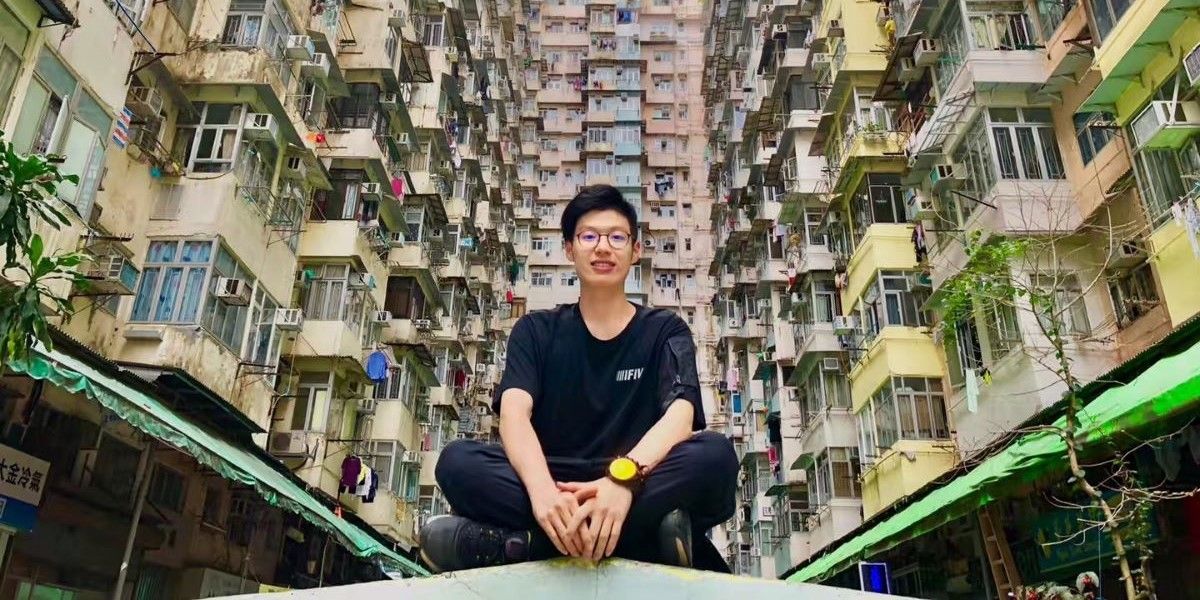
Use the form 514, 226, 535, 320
560, 185, 639, 242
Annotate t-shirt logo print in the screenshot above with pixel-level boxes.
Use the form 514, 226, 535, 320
615, 367, 644, 382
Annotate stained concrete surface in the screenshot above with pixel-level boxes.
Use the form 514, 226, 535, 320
213, 558, 911, 599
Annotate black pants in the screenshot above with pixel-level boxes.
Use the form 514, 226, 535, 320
435, 430, 740, 571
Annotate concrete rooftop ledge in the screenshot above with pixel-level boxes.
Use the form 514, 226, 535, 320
213, 559, 909, 599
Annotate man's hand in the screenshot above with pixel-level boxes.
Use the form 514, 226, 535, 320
529, 485, 585, 557
559, 478, 634, 561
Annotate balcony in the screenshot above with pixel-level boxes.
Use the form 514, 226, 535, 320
861, 439, 957, 517
615, 140, 643, 156
291, 318, 367, 361
615, 107, 641, 121
842, 224, 917, 311
847, 327, 943, 414
1082, 0, 1200, 117
299, 220, 389, 285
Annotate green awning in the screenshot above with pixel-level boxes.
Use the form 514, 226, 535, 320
9, 345, 429, 577
789, 336, 1200, 583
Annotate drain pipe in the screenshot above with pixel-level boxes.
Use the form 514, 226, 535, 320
112, 442, 154, 600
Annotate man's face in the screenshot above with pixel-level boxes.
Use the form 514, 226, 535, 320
565, 209, 641, 288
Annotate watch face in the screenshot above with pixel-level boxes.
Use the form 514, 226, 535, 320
609, 457, 638, 481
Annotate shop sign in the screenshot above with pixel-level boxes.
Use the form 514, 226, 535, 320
1032, 504, 1160, 574
0, 444, 50, 531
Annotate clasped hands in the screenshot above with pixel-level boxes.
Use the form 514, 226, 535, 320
530, 477, 633, 561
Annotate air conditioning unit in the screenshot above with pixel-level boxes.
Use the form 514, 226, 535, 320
1130, 100, 1200, 150
928, 162, 966, 192
1110, 240, 1148, 268
285, 34, 316, 60
913, 38, 943, 67
347, 272, 373, 290
760, 504, 776, 518
373, 310, 393, 323
359, 182, 382, 198
126, 123, 161, 163
905, 189, 937, 220
401, 450, 421, 463
414, 318, 434, 330
827, 19, 844, 37
908, 272, 933, 289
811, 52, 831, 67
750, 547, 762, 558
396, 132, 411, 147
642, 238, 657, 250
244, 113, 278, 141
388, 8, 406, 27
358, 396, 377, 414
727, 317, 739, 328
274, 308, 304, 330
832, 315, 858, 335
268, 431, 308, 457
283, 155, 308, 180
126, 86, 163, 119
821, 357, 841, 371
772, 24, 787, 36
897, 57, 921, 82
82, 254, 140, 295
446, 47, 459, 62
216, 277, 252, 306
732, 414, 746, 427
380, 93, 399, 111
302, 52, 331, 79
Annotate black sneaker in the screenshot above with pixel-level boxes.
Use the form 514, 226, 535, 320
418, 515, 532, 573
657, 509, 693, 568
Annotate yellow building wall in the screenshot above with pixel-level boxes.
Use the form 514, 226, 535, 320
861, 439, 959, 518
1109, 19, 1200, 123
1150, 219, 1200, 326
848, 327, 945, 413
842, 223, 918, 311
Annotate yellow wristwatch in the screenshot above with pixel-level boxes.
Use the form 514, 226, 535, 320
607, 456, 647, 487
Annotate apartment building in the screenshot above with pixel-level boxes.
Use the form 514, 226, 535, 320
706, 0, 1200, 593
0, 0, 533, 594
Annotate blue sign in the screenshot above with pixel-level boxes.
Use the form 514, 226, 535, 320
0, 497, 39, 531
859, 562, 891, 594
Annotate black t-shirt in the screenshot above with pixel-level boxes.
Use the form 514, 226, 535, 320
492, 303, 706, 460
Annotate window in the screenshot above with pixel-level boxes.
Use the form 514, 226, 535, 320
653, 106, 671, 120
560, 271, 578, 287
656, 272, 677, 288
173, 103, 247, 173
830, 448, 862, 497
1033, 274, 1091, 336
423, 15, 445, 47
291, 372, 332, 432
201, 481, 226, 527
10, 50, 109, 220
1133, 134, 1195, 226
966, 2, 1036, 49
221, 0, 290, 50
0, 6, 29, 124
132, 240, 222, 327
384, 276, 428, 320
860, 271, 930, 341
988, 108, 1065, 180
330, 83, 384, 129
944, 117, 998, 226
854, 88, 891, 130
168, 0, 198, 31
301, 264, 366, 332
531, 271, 553, 287
147, 465, 186, 512
1074, 112, 1116, 166
363, 440, 406, 495
858, 377, 948, 464
1109, 262, 1160, 328
1090, 0, 1132, 40
531, 236, 553, 253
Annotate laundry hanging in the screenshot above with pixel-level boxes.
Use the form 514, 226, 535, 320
912, 222, 928, 263
366, 350, 390, 383
1173, 198, 1200, 259
339, 455, 362, 494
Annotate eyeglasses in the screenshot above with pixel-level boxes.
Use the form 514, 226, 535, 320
575, 230, 632, 249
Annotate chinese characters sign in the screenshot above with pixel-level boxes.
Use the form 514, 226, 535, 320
0, 444, 50, 507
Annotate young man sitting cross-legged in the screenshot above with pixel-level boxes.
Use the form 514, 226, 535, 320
419, 185, 738, 572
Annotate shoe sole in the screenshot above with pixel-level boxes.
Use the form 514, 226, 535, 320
419, 549, 445, 574
674, 539, 691, 567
